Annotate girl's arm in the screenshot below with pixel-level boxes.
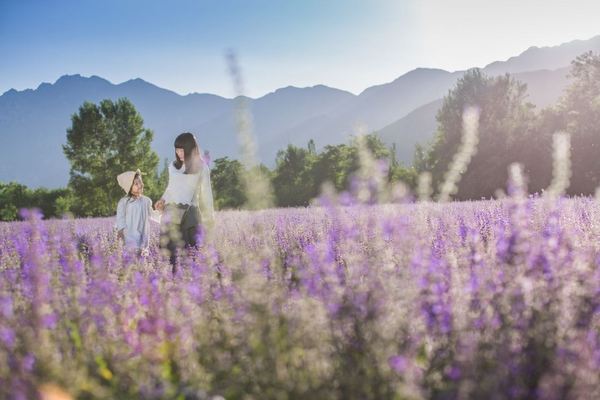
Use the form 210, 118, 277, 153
115, 198, 127, 241
154, 198, 165, 212
148, 197, 162, 223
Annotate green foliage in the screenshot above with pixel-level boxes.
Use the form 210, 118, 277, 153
63, 99, 160, 217
389, 164, 418, 189
211, 157, 247, 210
413, 142, 436, 174
272, 144, 318, 207
312, 143, 359, 192
155, 158, 170, 201
0, 182, 73, 221
418, 52, 600, 199
311, 134, 405, 194
270, 134, 415, 207
0, 182, 32, 220
553, 51, 600, 195
206, 134, 409, 210
54, 191, 76, 217
426, 69, 538, 199
353, 134, 391, 160
388, 143, 418, 188
30, 187, 73, 218
0, 204, 18, 221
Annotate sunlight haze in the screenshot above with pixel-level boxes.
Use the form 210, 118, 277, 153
1, 0, 599, 97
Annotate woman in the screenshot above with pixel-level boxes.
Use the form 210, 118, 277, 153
155, 132, 214, 271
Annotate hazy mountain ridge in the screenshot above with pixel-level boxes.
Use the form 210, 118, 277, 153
1, 35, 599, 187
376, 66, 572, 163
482, 35, 600, 75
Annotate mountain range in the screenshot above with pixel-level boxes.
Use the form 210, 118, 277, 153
1, 35, 599, 188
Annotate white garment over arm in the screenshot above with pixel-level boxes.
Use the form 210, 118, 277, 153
160, 161, 215, 225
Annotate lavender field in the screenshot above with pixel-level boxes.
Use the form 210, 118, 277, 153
1, 191, 600, 399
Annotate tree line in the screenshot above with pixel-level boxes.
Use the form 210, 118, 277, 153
2, 51, 600, 220
422, 51, 600, 200
212, 135, 417, 210
0, 100, 416, 220
0, 126, 414, 220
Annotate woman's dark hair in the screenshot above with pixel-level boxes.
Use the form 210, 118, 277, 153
127, 172, 142, 198
173, 132, 202, 174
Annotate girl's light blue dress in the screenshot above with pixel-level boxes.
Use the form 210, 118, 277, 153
116, 195, 160, 250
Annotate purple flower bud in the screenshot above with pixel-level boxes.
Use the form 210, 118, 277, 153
0, 327, 16, 349
23, 354, 35, 372
388, 355, 408, 374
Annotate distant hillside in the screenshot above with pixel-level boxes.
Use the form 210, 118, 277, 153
377, 99, 443, 164
483, 35, 600, 75
377, 67, 572, 164
0, 76, 353, 187
1, 35, 598, 188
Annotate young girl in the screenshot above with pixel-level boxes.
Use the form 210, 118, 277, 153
154, 132, 214, 270
115, 169, 161, 254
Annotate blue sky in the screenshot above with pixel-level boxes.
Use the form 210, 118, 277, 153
2, 0, 600, 98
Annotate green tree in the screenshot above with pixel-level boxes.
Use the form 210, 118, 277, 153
63, 99, 160, 217
154, 158, 170, 200
272, 143, 318, 207
30, 187, 73, 219
0, 182, 31, 221
211, 157, 247, 210
388, 146, 418, 189
550, 51, 600, 195
0, 204, 18, 221
312, 143, 358, 192
413, 142, 436, 174
352, 134, 391, 160
0, 182, 72, 220
307, 134, 392, 196
427, 69, 537, 199
54, 189, 75, 217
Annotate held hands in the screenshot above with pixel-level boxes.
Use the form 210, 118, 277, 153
154, 198, 165, 212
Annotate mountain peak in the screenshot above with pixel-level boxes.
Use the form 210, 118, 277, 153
271, 84, 337, 93
256, 84, 355, 104
116, 78, 184, 97
55, 74, 83, 84
53, 74, 111, 87
409, 67, 451, 75
483, 34, 600, 75
273, 85, 299, 93
1, 88, 19, 96
121, 77, 149, 85
270, 84, 353, 95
